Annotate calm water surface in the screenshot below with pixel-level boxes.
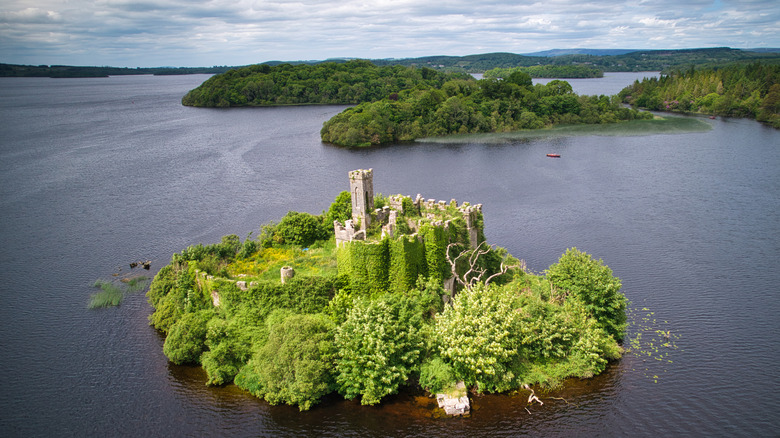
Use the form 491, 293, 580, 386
0, 73, 778, 437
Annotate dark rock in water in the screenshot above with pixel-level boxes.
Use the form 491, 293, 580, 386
130, 260, 151, 270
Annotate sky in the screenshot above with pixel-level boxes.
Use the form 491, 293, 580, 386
1, 0, 778, 67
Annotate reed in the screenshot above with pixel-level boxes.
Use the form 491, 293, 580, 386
122, 276, 150, 292
88, 280, 124, 309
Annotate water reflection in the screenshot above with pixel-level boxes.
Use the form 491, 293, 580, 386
162, 355, 627, 436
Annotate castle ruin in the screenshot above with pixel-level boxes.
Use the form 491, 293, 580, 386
334, 168, 483, 249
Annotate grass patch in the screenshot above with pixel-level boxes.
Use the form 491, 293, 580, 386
121, 275, 150, 292
417, 116, 712, 144
88, 276, 150, 309
88, 280, 124, 309
227, 240, 339, 281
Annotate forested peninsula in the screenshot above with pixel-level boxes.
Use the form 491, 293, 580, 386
147, 170, 627, 412
619, 63, 780, 128
182, 60, 652, 147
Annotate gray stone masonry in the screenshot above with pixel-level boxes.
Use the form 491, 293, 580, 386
334, 219, 366, 247
436, 382, 470, 416
280, 266, 295, 283
349, 168, 373, 230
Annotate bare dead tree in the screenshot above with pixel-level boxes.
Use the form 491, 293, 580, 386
446, 241, 522, 291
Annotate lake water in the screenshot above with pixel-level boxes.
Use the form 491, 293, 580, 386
1, 72, 778, 437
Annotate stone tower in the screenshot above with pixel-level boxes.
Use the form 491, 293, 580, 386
349, 168, 374, 230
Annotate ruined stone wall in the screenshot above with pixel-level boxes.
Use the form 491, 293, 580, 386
349, 168, 374, 230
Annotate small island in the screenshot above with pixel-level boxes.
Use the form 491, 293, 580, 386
148, 169, 627, 413
179, 60, 653, 147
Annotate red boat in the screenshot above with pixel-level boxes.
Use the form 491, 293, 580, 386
546, 153, 561, 158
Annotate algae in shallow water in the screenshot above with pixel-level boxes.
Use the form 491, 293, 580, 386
417, 116, 712, 144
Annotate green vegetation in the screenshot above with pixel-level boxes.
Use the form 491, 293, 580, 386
146, 189, 629, 411
546, 248, 627, 340
88, 276, 150, 308
89, 280, 124, 308
0, 63, 233, 78
375, 48, 780, 74
321, 74, 652, 146
484, 65, 604, 79
6, 48, 779, 79
619, 63, 780, 128
176, 50, 779, 147
181, 60, 465, 107
236, 312, 336, 410
335, 292, 426, 405
416, 116, 712, 143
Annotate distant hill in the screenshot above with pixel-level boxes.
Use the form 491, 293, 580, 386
0, 63, 235, 78
744, 48, 780, 54
4, 47, 780, 78
522, 49, 638, 57
375, 47, 780, 73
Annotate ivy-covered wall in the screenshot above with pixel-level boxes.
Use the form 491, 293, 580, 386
420, 224, 450, 283
337, 222, 460, 294
389, 235, 427, 293
338, 239, 390, 293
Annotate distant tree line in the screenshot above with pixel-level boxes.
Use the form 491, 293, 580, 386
484, 65, 603, 79
6, 47, 779, 79
619, 63, 780, 128
0, 63, 233, 78
374, 48, 780, 74
181, 60, 467, 107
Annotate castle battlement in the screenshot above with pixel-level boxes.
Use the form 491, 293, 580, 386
335, 170, 484, 248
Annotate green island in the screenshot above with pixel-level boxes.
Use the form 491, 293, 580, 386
318, 69, 651, 147
484, 65, 604, 79
180, 60, 653, 147
147, 169, 627, 413
619, 63, 780, 128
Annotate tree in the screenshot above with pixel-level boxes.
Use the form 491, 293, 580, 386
240, 312, 336, 411
275, 211, 328, 247
545, 248, 627, 340
162, 309, 215, 365
506, 70, 532, 88
334, 293, 424, 405
325, 191, 353, 226
435, 283, 521, 392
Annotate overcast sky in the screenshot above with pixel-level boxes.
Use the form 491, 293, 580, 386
1, 0, 778, 67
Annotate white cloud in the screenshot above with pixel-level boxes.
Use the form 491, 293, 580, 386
0, 7, 60, 24
0, 0, 778, 66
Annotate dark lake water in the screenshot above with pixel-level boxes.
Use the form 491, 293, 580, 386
1, 73, 778, 437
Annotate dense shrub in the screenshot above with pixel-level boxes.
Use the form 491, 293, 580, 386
324, 191, 352, 226
435, 283, 521, 392
162, 309, 215, 365
546, 248, 627, 340
200, 317, 254, 385
335, 293, 425, 405
419, 356, 455, 393
275, 211, 329, 247
236, 312, 336, 410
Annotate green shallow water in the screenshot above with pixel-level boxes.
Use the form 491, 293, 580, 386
417, 116, 713, 144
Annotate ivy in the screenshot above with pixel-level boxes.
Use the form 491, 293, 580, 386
388, 235, 427, 293
420, 224, 449, 283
